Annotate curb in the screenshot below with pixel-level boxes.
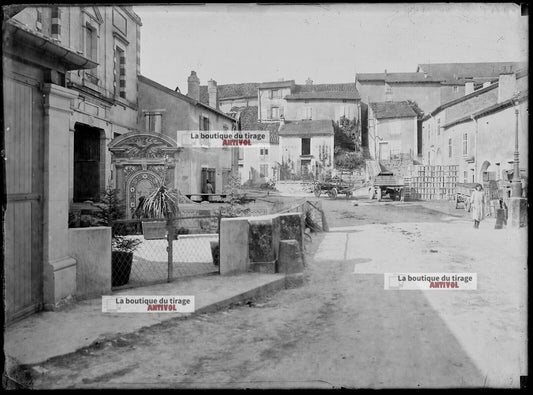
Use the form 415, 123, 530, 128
196, 272, 304, 315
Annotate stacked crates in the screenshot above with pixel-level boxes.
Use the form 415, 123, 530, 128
406, 165, 458, 201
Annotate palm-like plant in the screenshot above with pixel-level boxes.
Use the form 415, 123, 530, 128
141, 185, 180, 219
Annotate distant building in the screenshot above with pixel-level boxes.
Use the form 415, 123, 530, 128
356, 71, 444, 114
368, 101, 418, 161
279, 120, 335, 180
137, 72, 238, 201
230, 106, 280, 184
199, 82, 260, 113
421, 69, 528, 184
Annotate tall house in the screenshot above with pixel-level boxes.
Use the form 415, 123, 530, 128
11, 6, 142, 203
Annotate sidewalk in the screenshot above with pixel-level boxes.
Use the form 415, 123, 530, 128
4, 272, 303, 368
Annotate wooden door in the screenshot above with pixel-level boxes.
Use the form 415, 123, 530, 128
4, 66, 44, 323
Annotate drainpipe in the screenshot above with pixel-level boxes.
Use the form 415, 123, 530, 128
471, 114, 478, 182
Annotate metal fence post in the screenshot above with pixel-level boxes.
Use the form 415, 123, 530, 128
167, 218, 174, 282
217, 211, 222, 274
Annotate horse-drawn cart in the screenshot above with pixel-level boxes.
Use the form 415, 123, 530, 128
313, 177, 355, 199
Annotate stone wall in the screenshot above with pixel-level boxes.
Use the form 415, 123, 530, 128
219, 212, 306, 276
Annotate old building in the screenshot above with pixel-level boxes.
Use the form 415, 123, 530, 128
368, 101, 418, 161
356, 71, 444, 114
3, 7, 114, 322
136, 72, 238, 204
12, 6, 142, 204
230, 106, 280, 184
199, 82, 260, 113
416, 61, 528, 104
279, 120, 335, 180
421, 69, 528, 185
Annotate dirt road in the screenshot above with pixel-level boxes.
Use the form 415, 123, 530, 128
27, 198, 527, 389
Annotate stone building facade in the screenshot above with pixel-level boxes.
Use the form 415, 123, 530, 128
421, 70, 528, 185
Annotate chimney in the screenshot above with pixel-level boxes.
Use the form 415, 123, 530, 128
208, 79, 218, 110
187, 71, 200, 101
497, 72, 517, 103
384, 69, 388, 76
464, 81, 474, 95
305, 77, 313, 86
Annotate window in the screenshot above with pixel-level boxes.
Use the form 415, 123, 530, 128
238, 147, 244, 160
260, 164, 269, 178
301, 138, 311, 155
271, 107, 279, 120
260, 148, 269, 156
437, 118, 441, 135
145, 113, 162, 133
269, 89, 281, 99
199, 115, 210, 131
427, 124, 431, 141
74, 124, 102, 202
462, 133, 468, 155
85, 24, 97, 62
453, 86, 459, 93
304, 107, 312, 120
385, 84, 392, 95
114, 46, 126, 98
36, 8, 42, 31
464, 171, 468, 183
448, 138, 452, 158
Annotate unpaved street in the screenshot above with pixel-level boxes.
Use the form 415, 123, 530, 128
28, 198, 527, 389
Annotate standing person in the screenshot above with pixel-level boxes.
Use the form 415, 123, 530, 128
206, 179, 214, 194
471, 183, 485, 228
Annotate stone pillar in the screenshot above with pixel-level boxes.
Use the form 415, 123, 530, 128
42, 83, 79, 309
279, 212, 304, 252
508, 197, 528, 228
278, 240, 304, 274
220, 218, 250, 275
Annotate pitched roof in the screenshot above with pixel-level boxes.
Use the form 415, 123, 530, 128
442, 89, 528, 129
369, 101, 417, 120
416, 62, 528, 85
279, 120, 334, 137
285, 91, 360, 100
356, 72, 443, 83
199, 82, 260, 104
139, 75, 236, 121
287, 83, 361, 100
259, 80, 295, 89
230, 106, 279, 144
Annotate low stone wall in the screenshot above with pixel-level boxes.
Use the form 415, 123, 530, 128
68, 227, 112, 300
219, 212, 305, 276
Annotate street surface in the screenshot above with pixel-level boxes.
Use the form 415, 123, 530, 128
28, 197, 527, 389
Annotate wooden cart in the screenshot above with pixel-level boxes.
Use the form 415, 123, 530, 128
368, 172, 404, 201
313, 177, 355, 199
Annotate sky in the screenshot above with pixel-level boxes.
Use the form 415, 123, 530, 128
133, 3, 528, 91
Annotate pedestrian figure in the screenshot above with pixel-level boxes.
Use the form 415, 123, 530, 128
471, 183, 485, 228
206, 179, 214, 194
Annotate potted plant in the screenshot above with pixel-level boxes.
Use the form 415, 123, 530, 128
111, 235, 141, 286
94, 188, 141, 286
140, 185, 180, 239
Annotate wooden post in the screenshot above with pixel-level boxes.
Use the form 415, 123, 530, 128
167, 218, 174, 282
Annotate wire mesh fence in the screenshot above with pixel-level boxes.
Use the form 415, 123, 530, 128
111, 216, 220, 289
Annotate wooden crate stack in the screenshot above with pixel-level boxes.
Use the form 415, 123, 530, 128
407, 165, 458, 201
